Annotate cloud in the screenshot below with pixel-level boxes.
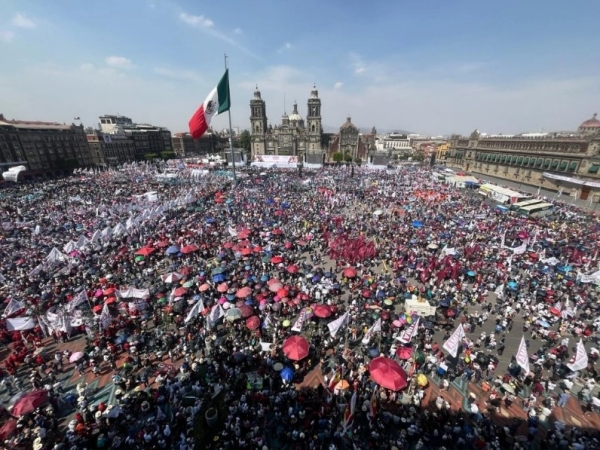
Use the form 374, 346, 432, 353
154, 67, 203, 83
79, 63, 94, 72
178, 11, 260, 59
179, 12, 213, 28
0, 31, 15, 43
278, 42, 292, 53
333, 82, 343, 90
354, 67, 365, 74
105, 56, 132, 69
233, 28, 243, 35
12, 13, 36, 29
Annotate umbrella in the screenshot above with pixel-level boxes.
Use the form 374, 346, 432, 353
271, 256, 283, 264
416, 374, 428, 387
217, 283, 229, 293
199, 283, 211, 292
173, 287, 188, 297
280, 367, 294, 382
312, 304, 332, 318
395, 346, 413, 360
342, 267, 357, 278
225, 308, 242, 321
269, 282, 284, 293
283, 336, 310, 361
239, 305, 253, 318
181, 244, 199, 254
212, 274, 226, 283
162, 272, 183, 283
501, 383, 516, 394
538, 319, 550, 328
549, 307, 561, 316
412, 221, 424, 228
286, 264, 299, 274
211, 267, 225, 275
69, 352, 84, 363
246, 316, 260, 330
369, 357, 408, 391
236, 286, 252, 298
11, 390, 48, 416
0, 420, 17, 441
165, 245, 180, 255
135, 247, 155, 257
335, 380, 350, 390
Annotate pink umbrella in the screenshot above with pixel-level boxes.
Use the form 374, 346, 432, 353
69, 352, 84, 363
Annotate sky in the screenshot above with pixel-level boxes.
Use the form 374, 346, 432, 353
0, 0, 599, 136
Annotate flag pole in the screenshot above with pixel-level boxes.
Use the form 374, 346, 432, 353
224, 54, 237, 184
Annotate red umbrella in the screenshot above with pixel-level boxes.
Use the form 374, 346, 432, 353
155, 240, 170, 248
283, 336, 309, 361
179, 266, 192, 276
103, 287, 116, 296
104, 297, 117, 305
271, 256, 283, 264
272, 228, 284, 235
181, 244, 199, 254
238, 230, 251, 239
396, 346, 413, 360
236, 287, 252, 298
217, 283, 229, 293
253, 246, 263, 253
267, 278, 281, 285
246, 316, 260, 330
199, 283, 211, 292
276, 288, 289, 298
240, 248, 252, 256
93, 305, 103, 314
135, 247, 155, 257
549, 307, 561, 316
173, 287, 188, 297
369, 357, 408, 391
342, 267, 357, 278
0, 420, 17, 441
238, 240, 251, 247
269, 283, 283, 293
223, 242, 234, 249
239, 305, 253, 318
362, 290, 371, 298
286, 264, 299, 274
312, 304, 332, 318
11, 390, 48, 416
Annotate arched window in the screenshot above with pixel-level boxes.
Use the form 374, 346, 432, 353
255, 125, 260, 133
311, 124, 316, 132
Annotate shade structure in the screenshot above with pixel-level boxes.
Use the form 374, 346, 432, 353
162, 272, 183, 283
267, 278, 281, 285
239, 305, 253, 318
102, 287, 116, 296
199, 283, 211, 292
173, 287, 188, 297
246, 315, 260, 330
283, 335, 310, 361
395, 346, 413, 360
0, 420, 17, 441
181, 244, 199, 254
271, 256, 283, 264
236, 286, 252, 298
11, 390, 48, 416
312, 304, 332, 318
69, 351, 84, 363
369, 357, 408, 391
342, 267, 357, 278
286, 264, 299, 274
269, 283, 283, 293
135, 247, 155, 257
217, 283, 229, 293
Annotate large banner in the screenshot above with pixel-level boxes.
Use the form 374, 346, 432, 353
253, 155, 298, 164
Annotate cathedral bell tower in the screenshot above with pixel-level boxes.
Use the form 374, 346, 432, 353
306, 84, 322, 152
250, 85, 267, 155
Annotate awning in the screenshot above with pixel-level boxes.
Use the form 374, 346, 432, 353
542, 172, 600, 188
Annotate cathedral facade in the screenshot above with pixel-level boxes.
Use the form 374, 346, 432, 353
249, 85, 323, 159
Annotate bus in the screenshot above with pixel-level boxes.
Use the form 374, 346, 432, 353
510, 198, 544, 211
517, 202, 554, 218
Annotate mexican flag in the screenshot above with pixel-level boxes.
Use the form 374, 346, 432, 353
188, 69, 230, 139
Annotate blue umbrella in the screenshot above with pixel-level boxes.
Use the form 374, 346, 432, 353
166, 245, 180, 255
192, 295, 201, 301
260, 275, 269, 282
205, 218, 215, 224
266, 199, 275, 205
368, 348, 380, 358
439, 298, 450, 307
537, 319, 550, 328
467, 271, 476, 277
412, 220, 424, 228
212, 274, 226, 283
115, 335, 127, 345
507, 281, 518, 289
245, 299, 255, 305
280, 367, 294, 382
281, 202, 290, 209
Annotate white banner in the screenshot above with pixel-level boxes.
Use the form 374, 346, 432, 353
4, 299, 25, 317
362, 318, 382, 345
66, 290, 89, 313
516, 336, 530, 374
442, 324, 465, 358
494, 284, 504, 299
253, 155, 298, 164
567, 339, 589, 372
184, 299, 205, 323
6, 317, 36, 331
397, 318, 420, 344
291, 308, 308, 333
118, 288, 150, 299
328, 311, 349, 338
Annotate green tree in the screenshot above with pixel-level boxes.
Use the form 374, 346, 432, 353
332, 152, 344, 162
144, 153, 159, 160
344, 154, 353, 162
239, 130, 251, 152
160, 151, 177, 160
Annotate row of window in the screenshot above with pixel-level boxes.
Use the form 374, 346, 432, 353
475, 153, 579, 172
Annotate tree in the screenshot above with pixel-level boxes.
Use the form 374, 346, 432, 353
239, 130, 251, 152
344, 154, 353, 162
332, 152, 344, 162
144, 153, 159, 160
160, 151, 177, 160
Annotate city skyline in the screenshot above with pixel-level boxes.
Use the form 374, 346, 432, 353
0, 0, 599, 136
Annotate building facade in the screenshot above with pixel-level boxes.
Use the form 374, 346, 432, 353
87, 131, 136, 166
328, 120, 375, 162
99, 115, 172, 159
0, 114, 93, 177
446, 114, 600, 200
172, 131, 228, 157
375, 133, 411, 152
249, 85, 324, 160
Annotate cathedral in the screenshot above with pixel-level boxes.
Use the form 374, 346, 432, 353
249, 85, 324, 159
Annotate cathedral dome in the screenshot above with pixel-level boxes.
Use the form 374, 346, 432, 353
579, 113, 600, 130
288, 102, 302, 122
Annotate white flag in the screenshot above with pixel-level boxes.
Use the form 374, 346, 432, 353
209, 304, 225, 325
99, 303, 112, 330
228, 225, 237, 237
291, 309, 308, 332
66, 290, 89, 313
512, 242, 527, 255
327, 311, 350, 338
500, 230, 506, 248
442, 324, 465, 358
567, 339, 589, 372
494, 284, 504, 299
33, 225, 41, 235
397, 318, 420, 344
185, 299, 205, 323
362, 318, 382, 345
4, 298, 25, 317
515, 336, 530, 374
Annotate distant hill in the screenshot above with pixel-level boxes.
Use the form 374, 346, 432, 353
323, 125, 412, 134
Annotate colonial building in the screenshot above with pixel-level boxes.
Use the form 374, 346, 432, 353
249, 85, 324, 161
99, 115, 173, 159
0, 113, 93, 178
375, 132, 411, 152
446, 113, 600, 200
172, 130, 227, 157
86, 130, 136, 166
328, 119, 375, 162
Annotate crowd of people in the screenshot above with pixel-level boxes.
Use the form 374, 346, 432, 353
0, 161, 598, 450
